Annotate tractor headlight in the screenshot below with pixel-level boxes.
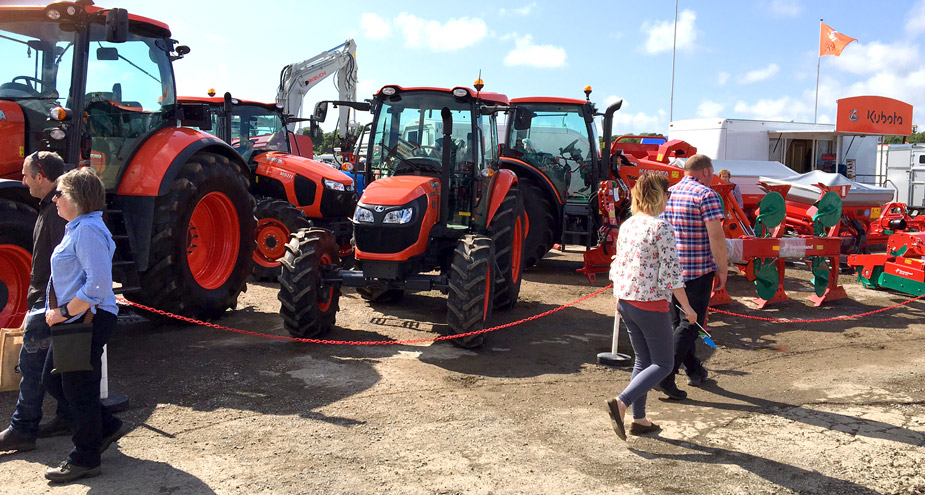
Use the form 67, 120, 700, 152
383, 207, 414, 224
353, 207, 374, 223
323, 178, 346, 191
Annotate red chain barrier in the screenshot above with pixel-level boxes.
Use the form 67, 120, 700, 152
709, 293, 925, 323
116, 283, 615, 345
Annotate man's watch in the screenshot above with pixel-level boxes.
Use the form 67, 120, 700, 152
58, 304, 72, 319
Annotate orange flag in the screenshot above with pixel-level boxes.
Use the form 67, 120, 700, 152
820, 22, 857, 57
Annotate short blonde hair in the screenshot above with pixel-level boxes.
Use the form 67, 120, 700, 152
718, 169, 731, 180
57, 167, 106, 215
631, 173, 669, 216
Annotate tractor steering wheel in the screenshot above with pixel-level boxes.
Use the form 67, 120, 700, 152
414, 145, 439, 158
559, 138, 581, 157
12, 76, 42, 90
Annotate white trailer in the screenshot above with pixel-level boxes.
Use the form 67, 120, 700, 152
668, 118, 879, 183
876, 143, 925, 206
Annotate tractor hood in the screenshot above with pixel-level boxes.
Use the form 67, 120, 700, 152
360, 175, 439, 206
257, 152, 353, 185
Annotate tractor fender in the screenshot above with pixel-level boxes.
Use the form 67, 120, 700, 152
115, 128, 248, 271
499, 157, 564, 205
485, 169, 518, 229
0, 179, 37, 210
116, 127, 247, 197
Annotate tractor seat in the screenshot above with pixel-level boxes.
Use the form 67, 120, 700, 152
0, 82, 37, 97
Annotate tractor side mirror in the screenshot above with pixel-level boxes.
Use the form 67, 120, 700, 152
513, 107, 534, 131
105, 9, 129, 43
310, 120, 321, 140
313, 101, 328, 122
96, 47, 118, 61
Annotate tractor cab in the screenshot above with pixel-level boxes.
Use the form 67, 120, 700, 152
0, 3, 206, 188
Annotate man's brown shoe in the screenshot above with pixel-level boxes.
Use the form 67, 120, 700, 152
45, 461, 101, 483
0, 426, 36, 452
37, 416, 73, 438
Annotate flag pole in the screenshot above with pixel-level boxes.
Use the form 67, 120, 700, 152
669, 0, 678, 123
814, 18, 822, 124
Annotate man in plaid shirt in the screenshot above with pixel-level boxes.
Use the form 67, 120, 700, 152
657, 154, 728, 400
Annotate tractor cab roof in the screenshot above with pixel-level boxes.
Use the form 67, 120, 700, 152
374, 85, 510, 106
2, 2, 171, 38
178, 96, 284, 113
510, 97, 587, 106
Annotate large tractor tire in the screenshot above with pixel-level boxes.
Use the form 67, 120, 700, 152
446, 235, 495, 348
278, 228, 341, 338
489, 187, 526, 310
357, 287, 405, 304
252, 197, 312, 282
129, 152, 256, 320
0, 199, 36, 328
519, 176, 555, 268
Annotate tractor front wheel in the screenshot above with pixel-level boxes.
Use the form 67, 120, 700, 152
252, 198, 312, 282
489, 187, 526, 310
446, 235, 495, 348
278, 228, 341, 338
129, 152, 256, 320
0, 199, 36, 328
519, 176, 555, 268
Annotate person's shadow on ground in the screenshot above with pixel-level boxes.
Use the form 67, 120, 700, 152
629, 436, 879, 494
693, 381, 925, 447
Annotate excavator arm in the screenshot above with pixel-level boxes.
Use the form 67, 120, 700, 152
276, 39, 357, 138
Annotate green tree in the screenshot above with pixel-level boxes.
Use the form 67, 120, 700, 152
882, 132, 925, 144
303, 128, 338, 155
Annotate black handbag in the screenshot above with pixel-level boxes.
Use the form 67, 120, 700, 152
50, 319, 94, 374
48, 278, 95, 374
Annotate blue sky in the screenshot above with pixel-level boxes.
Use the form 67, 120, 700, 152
106, 0, 925, 134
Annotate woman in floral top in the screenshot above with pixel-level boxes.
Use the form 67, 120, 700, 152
605, 173, 696, 441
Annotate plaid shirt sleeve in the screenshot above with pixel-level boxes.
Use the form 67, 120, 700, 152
700, 189, 724, 222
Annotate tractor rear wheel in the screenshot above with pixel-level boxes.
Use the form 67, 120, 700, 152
252, 197, 312, 282
129, 152, 256, 320
357, 287, 405, 304
278, 228, 341, 338
0, 199, 36, 328
489, 187, 526, 310
520, 176, 555, 268
446, 235, 495, 348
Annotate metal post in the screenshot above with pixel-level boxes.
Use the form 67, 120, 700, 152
100, 345, 129, 413
597, 301, 632, 367
814, 19, 822, 124
669, 0, 679, 123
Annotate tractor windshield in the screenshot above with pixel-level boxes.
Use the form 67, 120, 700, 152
219, 104, 288, 162
510, 103, 596, 203
0, 11, 177, 189
368, 92, 478, 180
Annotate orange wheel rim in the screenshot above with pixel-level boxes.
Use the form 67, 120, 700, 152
512, 216, 523, 284
317, 253, 333, 312
254, 218, 289, 268
187, 192, 240, 290
0, 244, 32, 327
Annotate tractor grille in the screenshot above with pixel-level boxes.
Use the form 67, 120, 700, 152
354, 196, 427, 254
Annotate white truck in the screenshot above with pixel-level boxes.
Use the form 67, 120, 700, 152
876, 143, 925, 206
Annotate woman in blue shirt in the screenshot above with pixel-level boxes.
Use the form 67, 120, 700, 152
42, 167, 127, 483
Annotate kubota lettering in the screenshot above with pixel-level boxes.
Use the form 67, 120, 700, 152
866, 110, 903, 126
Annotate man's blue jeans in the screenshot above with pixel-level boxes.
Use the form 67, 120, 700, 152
9, 311, 69, 438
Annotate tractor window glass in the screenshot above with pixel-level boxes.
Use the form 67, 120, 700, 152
510, 104, 594, 203
226, 105, 288, 160
0, 20, 76, 154
368, 93, 473, 179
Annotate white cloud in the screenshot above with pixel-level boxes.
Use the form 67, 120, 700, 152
504, 35, 567, 68
641, 9, 697, 55
394, 14, 487, 51
697, 100, 725, 117
733, 96, 813, 121
739, 63, 780, 84
906, 0, 925, 37
717, 72, 730, 86
828, 41, 919, 76
499, 2, 537, 16
360, 13, 391, 40
768, 0, 803, 17
598, 97, 664, 134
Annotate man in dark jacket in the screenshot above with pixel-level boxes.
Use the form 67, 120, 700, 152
0, 151, 70, 452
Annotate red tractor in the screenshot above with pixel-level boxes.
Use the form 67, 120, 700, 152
277, 83, 527, 347
0, 2, 255, 327
178, 94, 357, 280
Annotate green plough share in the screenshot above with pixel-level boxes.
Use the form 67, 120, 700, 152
753, 192, 785, 238
753, 257, 779, 300
810, 256, 829, 296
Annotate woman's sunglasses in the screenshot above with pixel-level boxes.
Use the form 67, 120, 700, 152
53, 190, 64, 200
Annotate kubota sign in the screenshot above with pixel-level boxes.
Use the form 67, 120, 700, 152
836, 96, 913, 135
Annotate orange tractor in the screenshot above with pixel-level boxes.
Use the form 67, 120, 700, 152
178, 94, 357, 280
277, 83, 527, 347
0, 1, 256, 327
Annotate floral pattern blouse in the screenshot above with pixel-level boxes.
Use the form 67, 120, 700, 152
609, 214, 685, 301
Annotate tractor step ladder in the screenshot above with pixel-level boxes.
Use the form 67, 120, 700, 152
562, 203, 595, 248
103, 204, 141, 295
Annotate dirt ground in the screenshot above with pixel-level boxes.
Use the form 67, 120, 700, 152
1, 249, 924, 494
